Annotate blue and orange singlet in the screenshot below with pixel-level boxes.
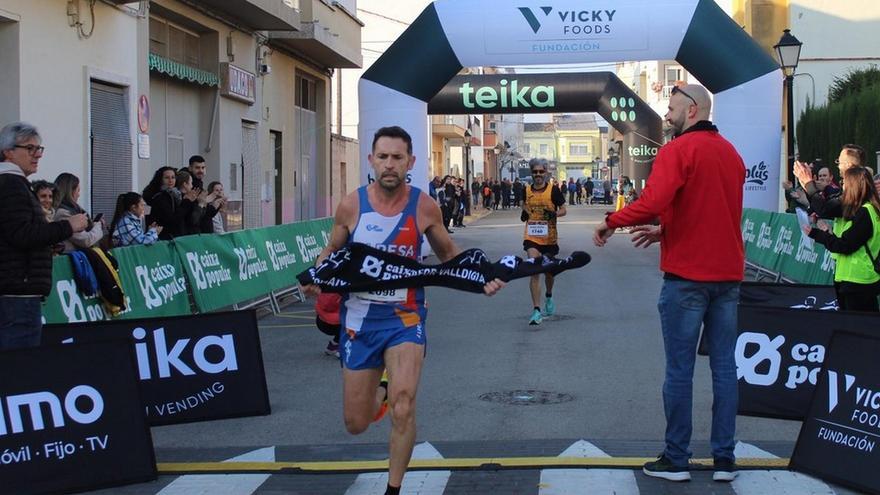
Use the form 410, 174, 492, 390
341, 186, 426, 334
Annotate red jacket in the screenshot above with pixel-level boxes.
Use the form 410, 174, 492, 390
606, 122, 745, 282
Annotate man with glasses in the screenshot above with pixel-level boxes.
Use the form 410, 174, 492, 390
0, 122, 88, 350
593, 84, 745, 483
794, 144, 865, 218
520, 158, 567, 325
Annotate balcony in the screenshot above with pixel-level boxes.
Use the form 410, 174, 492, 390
172, 0, 301, 30
269, 0, 363, 69
431, 115, 467, 139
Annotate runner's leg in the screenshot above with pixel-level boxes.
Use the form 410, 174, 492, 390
384, 342, 425, 488
527, 247, 542, 308
342, 367, 385, 434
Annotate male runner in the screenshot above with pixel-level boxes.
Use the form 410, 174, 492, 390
520, 158, 567, 325
304, 126, 503, 495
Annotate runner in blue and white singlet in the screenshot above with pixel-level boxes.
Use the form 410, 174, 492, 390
339, 185, 427, 369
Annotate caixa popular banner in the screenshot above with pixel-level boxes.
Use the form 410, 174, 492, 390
732, 305, 879, 420
42, 310, 270, 426
791, 332, 880, 494
0, 341, 156, 494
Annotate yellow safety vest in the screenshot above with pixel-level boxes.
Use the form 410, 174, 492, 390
831, 203, 880, 284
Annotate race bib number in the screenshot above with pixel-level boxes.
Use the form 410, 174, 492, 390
527, 221, 549, 237
354, 288, 408, 303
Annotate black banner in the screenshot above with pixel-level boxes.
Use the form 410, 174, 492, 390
427, 72, 663, 187
42, 310, 270, 426
0, 341, 155, 494
297, 242, 590, 294
791, 332, 880, 494
733, 305, 879, 420
739, 282, 838, 310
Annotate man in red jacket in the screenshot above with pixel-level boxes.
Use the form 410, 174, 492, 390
594, 84, 745, 483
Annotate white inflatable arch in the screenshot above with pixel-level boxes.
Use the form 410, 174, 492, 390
359, 0, 782, 210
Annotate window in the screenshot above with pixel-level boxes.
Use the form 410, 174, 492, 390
488, 121, 496, 131
569, 144, 589, 156
149, 17, 200, 68
539, 143, 548, 155
522, 143, 530, 154
295, 74, 317, 111
665, 66, 683, 85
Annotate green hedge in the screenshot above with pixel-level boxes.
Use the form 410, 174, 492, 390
796, 83, 880, 174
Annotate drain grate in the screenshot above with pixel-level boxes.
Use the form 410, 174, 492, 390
479, 390, 574, 406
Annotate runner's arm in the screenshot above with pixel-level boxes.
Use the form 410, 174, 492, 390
315, 195, 355, 266
551, 186, 567, 218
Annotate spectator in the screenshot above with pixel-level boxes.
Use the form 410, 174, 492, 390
148, 169, 199, 240
0, 122, 87, 350
110, 192, 161, 247
782, 180, 810, 210
874, 172, 880, 196
143, 166, 177, 209
576, 179, 584, 204
804, 167, 880, 312
207, 181, 227, 233
585, 177, 594, 203
471, 178, 481, 208
568, 178, 577, 205
187, 154, 207, 190
453, 178, 466, 228
315, 292, 342, 358
795, 144, 865, 218
492, 180, 502, 210
428, 176, 440, 201
513, 178, 523, 207
31, 180, 56, 222
53, 172, 104, 253
603, 178, 612, 205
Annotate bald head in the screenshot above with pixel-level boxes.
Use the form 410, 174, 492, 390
665, 84, 712, 135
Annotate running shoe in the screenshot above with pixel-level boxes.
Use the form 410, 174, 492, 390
713, 458, 738, 482
529, 309, 543, 325
373, 370, 389, 422
642, 454, 691, 482
324, 340, 339, 358
544, 297, 556, 316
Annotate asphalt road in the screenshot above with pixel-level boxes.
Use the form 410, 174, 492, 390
149, 203, 803, 450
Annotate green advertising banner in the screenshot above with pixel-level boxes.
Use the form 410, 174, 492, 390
173, 232, 240, 313
112, 241, 191, 319
42, 256, 112, 324
175, 218, 334, 312
44, 218, 335, 319
741, 208, 835, 285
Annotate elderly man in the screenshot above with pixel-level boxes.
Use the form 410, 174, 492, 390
594, 85, 745, 483
0, 122, 88, 350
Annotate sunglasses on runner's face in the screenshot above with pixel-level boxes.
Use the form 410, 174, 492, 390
671, 86, 698, 106
532, 170, 546, 175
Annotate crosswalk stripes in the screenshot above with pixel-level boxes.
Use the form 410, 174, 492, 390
732, 442, 835, 495
156, 447, 275, 495
538, 440, 639, 495
344, 442, 451, 495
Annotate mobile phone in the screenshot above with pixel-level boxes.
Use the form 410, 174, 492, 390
93, 213, 104, 223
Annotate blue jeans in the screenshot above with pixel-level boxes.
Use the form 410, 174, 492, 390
657, 279, 739, 466
0, 296, 43, 351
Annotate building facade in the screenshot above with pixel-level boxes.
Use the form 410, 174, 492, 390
0, 0, 361, 227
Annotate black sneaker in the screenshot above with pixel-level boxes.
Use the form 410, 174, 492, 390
713, 458, 738, 482
642, 454, 691, 481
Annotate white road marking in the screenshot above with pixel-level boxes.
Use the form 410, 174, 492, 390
733, 442, 836, 495
344, 442, 451, 495
157, 446, 275, 495
539, 440, 639, 495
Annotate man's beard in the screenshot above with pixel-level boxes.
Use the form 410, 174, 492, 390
378, 173, 403, 190
667, 115, 685, 137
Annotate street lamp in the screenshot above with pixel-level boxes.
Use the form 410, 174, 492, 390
607, 146, 618, 186
774, 28, 803, 184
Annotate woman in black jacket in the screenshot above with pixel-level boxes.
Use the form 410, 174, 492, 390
145, 168, 199, 240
